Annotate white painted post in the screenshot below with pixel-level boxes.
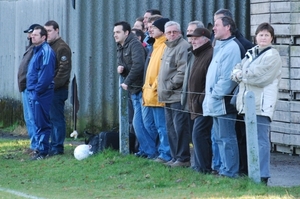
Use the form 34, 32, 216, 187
119, 76, 129, 155
244, 91, 260, 183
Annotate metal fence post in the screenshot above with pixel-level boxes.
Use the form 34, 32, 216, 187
244, 91, 261, 183
119, 76, 129, 155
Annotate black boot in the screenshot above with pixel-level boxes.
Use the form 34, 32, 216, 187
261, 177, 269, 185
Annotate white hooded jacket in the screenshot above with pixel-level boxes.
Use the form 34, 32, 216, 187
232, 45, 282, 120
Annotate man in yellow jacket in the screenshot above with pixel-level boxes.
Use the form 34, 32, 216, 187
142, 18, 171, 163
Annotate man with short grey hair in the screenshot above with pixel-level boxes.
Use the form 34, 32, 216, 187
158, 21, 191, 167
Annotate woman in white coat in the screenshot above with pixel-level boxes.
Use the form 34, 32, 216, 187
231, 22, 282, 185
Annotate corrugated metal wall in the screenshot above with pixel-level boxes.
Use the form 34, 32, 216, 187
0, 0, 250, 133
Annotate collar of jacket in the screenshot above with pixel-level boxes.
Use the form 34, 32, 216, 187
192, 41, 212, 56
49, 37, 62, 46
153, 35, 167, 48
256, 44, 272, 53
165, 36, 183, 47
214, 35, 236, 47
117, 32, 135, 50
220, 35, 235, 41
33, 41, 47, 52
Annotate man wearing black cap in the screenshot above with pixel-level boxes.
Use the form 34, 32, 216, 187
143, 9, 162, 51
142, 17, 172, 163
187, 28, 213, 173
17, 23, 41, 155
44, 20, 72, 156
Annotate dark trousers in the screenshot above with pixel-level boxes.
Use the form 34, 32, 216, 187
236, 114, 247, 175
50, 89, 68, 153
165, 102, 190, 162
29, 89, 54, 156
128, 92, 138, 153
192, 115, 213, 173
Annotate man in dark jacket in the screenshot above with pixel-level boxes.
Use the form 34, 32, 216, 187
114, 21, 156, 158
27, 26, 56, 160
18, 23, 40, 154
187, 28, 213, 173
44, 20, 72, 156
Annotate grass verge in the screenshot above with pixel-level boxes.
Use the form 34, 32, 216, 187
0, 138, 299, 199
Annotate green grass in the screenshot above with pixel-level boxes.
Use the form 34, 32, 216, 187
0, 138, 299, 199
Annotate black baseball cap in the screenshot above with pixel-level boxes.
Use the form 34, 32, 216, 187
23, 24, 41, 33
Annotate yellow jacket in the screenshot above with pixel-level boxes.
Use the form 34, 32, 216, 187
142, 35, 167, 107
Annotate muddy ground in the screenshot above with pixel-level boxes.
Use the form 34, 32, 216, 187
0, 131, 299, 187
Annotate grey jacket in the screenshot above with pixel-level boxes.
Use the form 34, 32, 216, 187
158, 36, 190, 103
181, 46, 194, 111
17, 45, 34, 92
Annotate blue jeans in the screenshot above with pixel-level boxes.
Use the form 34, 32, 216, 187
211, 123, 221, 171
142, 106, 171, 161
257, 115, 271, 178
28, 89, 53, 156
192, 115, 213, 173
165, 102, 190, 162
22, 89, 37, 150
50, 89, 68, 153
214, 114, 239, 177
131, 92, 156, 157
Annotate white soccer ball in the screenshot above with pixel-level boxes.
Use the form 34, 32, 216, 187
74, 144, 93, 160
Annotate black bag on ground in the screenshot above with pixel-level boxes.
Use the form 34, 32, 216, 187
85, 131, 136, 154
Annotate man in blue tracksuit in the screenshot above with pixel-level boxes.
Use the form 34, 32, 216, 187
26, 26, 56, 160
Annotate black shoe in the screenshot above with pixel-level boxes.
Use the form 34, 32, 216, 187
261, 177, 269, 185
48, 151, 64, 157
134, 152, 147, 158
31, 153, 47, 161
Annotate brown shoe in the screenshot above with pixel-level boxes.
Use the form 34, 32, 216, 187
153, 157, 167, 163
211, 170, 219, 175
23, 148, 33, 154
164, 159, 175, 166
170, 160, 191, 168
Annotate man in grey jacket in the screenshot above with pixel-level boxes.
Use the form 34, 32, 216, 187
158, 21, 191, 167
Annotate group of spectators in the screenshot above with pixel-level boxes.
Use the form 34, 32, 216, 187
114, 7, 282, 186
17, 21, 72, 160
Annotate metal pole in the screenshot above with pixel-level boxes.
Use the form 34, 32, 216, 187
118, 76, 129, 155
244, 91, 261, 183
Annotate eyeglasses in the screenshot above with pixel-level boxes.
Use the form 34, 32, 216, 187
165, 30, 180, 35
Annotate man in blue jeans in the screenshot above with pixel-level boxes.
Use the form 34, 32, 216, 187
27, 26, 55, 160
142, 18, 172, 163
18, 23, 41, 154
44, 20, 72, 156
202, 17, 241, 177
114, 21, 156, 158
